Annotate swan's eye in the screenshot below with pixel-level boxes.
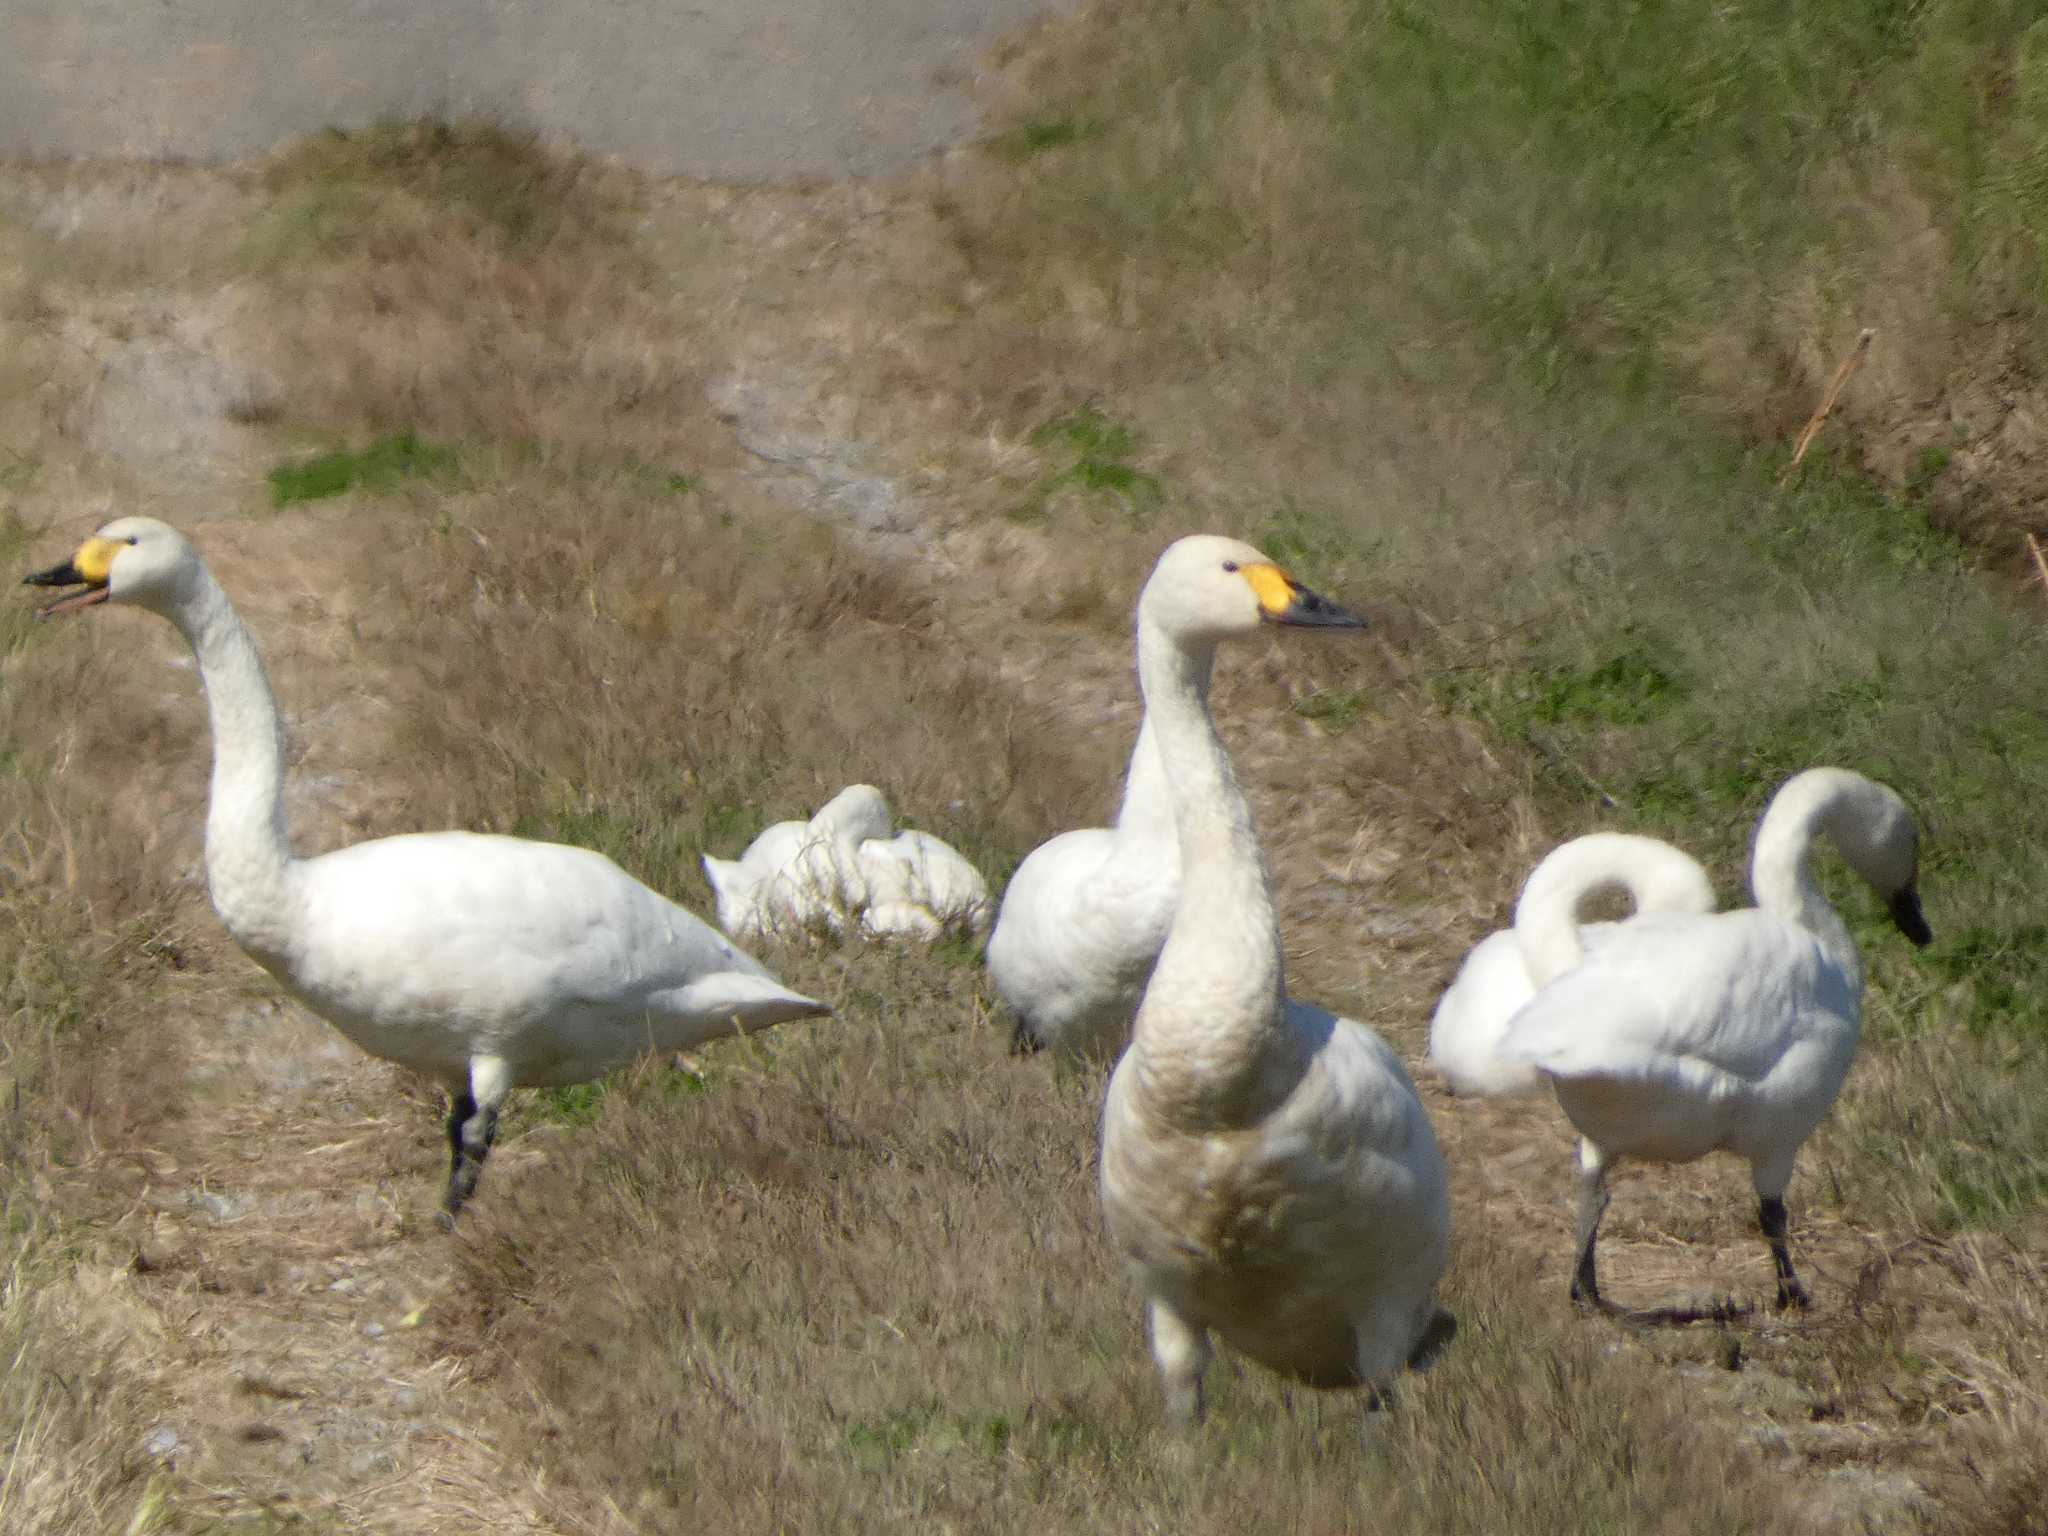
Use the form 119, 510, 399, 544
125, 536, 139, 546
1222, 560, 1239, 573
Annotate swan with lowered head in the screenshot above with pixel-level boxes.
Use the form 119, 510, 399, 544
1427, 832, 1718, 1097
703, 783, 992, 942
1098, 535, 1453, 1425
985, 713, 1178, 1059
26, 517, 831, 1222
1498, 767, 1931, 1313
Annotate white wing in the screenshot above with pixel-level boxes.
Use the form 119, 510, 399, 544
292, 831, 826, 1083
1499, 909, 1860, 1166
1426, 928, 1541, 1096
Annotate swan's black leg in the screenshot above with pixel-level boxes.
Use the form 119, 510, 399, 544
443, 1088, 475, 1181
1570, 1154, 1611, 1310
1760, 1195, 1808, 1310
1407, 1307, 1458, 1370
439, 1089, 500, 1228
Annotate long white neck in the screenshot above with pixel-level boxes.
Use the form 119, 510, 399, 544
1111, 704, 1185, 853
1749, 778, 1859, 984
1124, 613, 1298, 1129
164, 571, 299, 962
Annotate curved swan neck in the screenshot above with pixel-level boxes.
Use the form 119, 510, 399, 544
1125, 611, 1297, 1129
1513, 834, 1714, 988
1750, 779, 1857, 977
167, 570, 298, 956
1514, 878, 1594, 990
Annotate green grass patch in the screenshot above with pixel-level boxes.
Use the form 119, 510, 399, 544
988, 118, 1087, 159
1292, 688, 1369, 730
267, 432, 458, 506
1029, 403, 1163, 521
1513, 645, 1685, 731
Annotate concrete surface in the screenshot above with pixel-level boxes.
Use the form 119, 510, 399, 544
2, 0, 1072, 179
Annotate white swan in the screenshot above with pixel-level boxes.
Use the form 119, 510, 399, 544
702, 783, 992, 942
985, 714, 1178, 1059
1098, 535, 1453, 1424
1427, 833, 1717, 1097
1498, 767, 1931, 1312
27, 518, 831, 1221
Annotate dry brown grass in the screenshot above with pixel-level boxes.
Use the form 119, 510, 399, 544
0, 62, 2042, 1536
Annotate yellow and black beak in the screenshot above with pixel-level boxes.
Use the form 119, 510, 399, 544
1242, 563, 1368, 630
23, 536, 119, 619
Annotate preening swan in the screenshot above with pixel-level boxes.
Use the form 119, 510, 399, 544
1427, 833, 1717, 1097
1098, 535, 1452, 1424
702, 783, 992, 942
1498, 767, 1931, 1313
27, 518, 830, 1221
985, 715, 1177, 1059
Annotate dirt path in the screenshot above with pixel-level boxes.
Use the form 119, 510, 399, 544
4, 1, 1076, 178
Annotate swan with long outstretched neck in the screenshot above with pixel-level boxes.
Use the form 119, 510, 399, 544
1098, 535, 1453, 1425
703, 783, 992, 942
985, 713, 1178, 1059
1427, 833, 1718, 1097
26, 518, 830, 1222
1499, 767, 1931, 1313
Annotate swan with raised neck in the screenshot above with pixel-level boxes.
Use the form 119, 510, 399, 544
1098, 534, 1452, 1424
1499, 766, 1929, 1314
27, 516, 831, 1222
1427, 832, 1718, 1098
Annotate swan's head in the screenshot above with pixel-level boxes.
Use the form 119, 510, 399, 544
1776, 767, 1931, 947
24, 517, 199, 619
811, 784, 893, 845
1137, 534, 1366, 644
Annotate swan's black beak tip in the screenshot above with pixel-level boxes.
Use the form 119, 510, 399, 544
1275, 585, 1368, 630
1888, 886, 1933, 948
22, 559, 110, 619
23, 558, 83, 589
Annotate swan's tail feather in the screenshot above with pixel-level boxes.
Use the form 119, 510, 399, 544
653, 972, 832, 1043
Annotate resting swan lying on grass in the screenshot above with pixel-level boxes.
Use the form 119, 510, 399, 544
27, 518, 830, 1223
1498, 767, 1931, 1314
1098, 535, 1453, 1425
1428, 832, 1718, 1097
703, 783, 992, 942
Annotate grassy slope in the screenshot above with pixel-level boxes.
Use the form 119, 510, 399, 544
0, 3, 2044, 1531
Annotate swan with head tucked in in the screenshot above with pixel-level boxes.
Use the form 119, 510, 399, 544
26, 517, 830, 1222
985, 711, 1177, 1059
1098, 535, 1453, 1425
703, 783, 991, 942
1427, 833, 1718, 1097
1498, 767, 1931, 1314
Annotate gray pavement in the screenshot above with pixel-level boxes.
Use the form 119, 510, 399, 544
2, 1, 1072, 179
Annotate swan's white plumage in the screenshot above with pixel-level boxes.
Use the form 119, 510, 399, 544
287, 831, 820, 1087
1096, 535, 1451, 1422
1496, 767, 1928, 1309
702, 783, 991, 942
29, 517, 829, 1218
986, 720, 1179, 1058
1427, 832, 1717, 1098
1502, 909, 1857, 1171
855, 827, 993, 940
